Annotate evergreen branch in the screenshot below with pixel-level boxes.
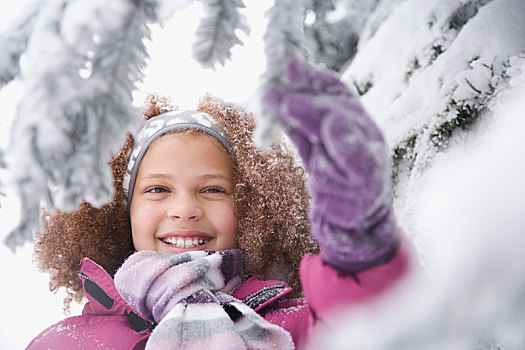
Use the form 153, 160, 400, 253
464, 78, 482, 94
254, 0, 307, 148
192, 0, 250, 69
0, 0, 42, 89
262, 0, 306, 86
86, 4, 151, 206
5, 0, 152, 249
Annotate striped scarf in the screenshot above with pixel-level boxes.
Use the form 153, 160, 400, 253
114, 250, 294, 350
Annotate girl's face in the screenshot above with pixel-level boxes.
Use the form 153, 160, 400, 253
130, 132, 238, 254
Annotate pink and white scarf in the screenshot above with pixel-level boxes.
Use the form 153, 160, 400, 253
114, 250, 294, 350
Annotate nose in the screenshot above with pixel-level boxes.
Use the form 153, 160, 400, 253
166, 193, 203, 221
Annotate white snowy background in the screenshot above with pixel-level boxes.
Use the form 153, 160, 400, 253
1, 0, 525, 349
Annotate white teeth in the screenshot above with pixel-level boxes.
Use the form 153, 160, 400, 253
162, 237, 209, 248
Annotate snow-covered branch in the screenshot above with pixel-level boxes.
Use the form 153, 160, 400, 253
3, 0, 156, 250
0, 0, 42, 89
192, 0, 250, 69
254, 0, 307, 148
262, 0, 307, 87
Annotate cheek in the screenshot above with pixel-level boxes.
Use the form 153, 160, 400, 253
130, 202, 158, 247
219, 203, 239, 246
225, 212, 238, 236
130, 201, 159, 224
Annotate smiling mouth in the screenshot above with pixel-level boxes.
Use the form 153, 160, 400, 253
160, 236, 212, 249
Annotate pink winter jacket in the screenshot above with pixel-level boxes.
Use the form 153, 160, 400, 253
26, 242, 410, 349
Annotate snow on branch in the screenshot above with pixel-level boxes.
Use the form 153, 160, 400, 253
192, 0, 250, 69
254, 0, 307, 148
3, 0, 156, 250
262, 0, 307, 86
0, 0, 41, 89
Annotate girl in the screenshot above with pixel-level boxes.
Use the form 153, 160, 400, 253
27, 60, 411, 349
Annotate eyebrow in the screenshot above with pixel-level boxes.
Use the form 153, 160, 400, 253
139, 173, 232, 181
198, 173, 232, 181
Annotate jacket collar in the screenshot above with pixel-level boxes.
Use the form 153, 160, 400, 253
78, 258, 292, 319
78, 258, 156, 333
232, 276, 293, 312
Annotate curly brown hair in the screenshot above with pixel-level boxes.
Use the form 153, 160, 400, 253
34, 94, 318, 311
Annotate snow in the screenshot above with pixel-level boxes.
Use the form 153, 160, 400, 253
341, 0, 525, 247
343, 0, 525, 147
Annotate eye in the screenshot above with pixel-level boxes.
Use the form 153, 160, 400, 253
145, 187, 169, 194
202, 187, 227, 194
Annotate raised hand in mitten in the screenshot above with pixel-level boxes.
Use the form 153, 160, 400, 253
264, 59, 399, 274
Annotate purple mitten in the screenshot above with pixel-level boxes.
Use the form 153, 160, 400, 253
264, 59, 399, 274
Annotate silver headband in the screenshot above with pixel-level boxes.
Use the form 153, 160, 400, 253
122, 110, 232, 208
